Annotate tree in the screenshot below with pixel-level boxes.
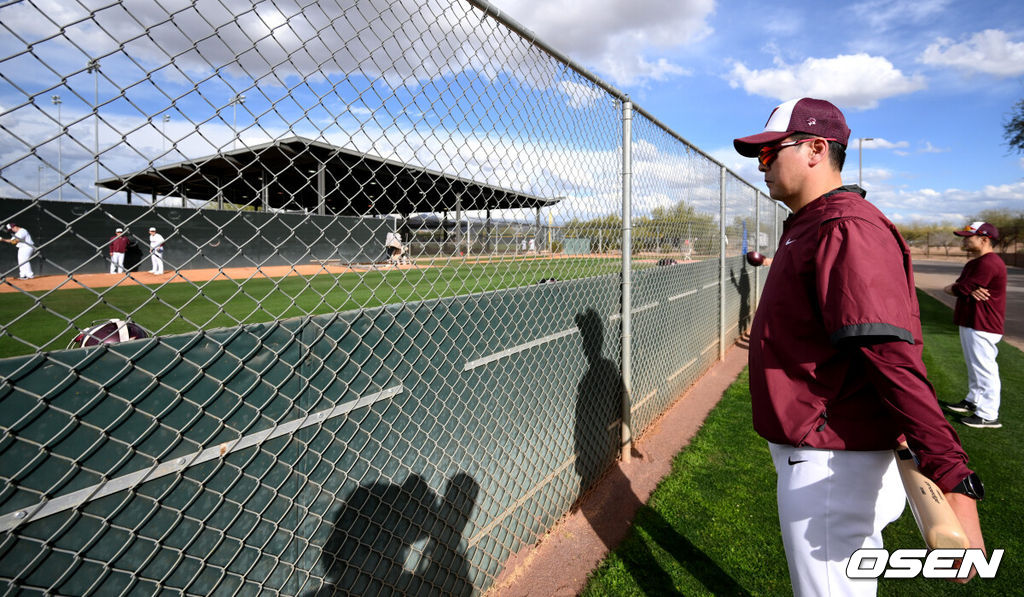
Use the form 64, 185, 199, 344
564, 214, 622, 253
1004, 99, 1024, 154
563, 200, 716, 256
896, 221, 956, 256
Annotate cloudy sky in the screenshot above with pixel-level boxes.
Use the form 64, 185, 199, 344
2, 0, 1022, 226
490, 0, 1024, 224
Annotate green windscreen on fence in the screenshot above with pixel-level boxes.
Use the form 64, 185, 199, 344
0, 0, 778, 593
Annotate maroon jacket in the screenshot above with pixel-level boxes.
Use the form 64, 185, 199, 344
109, 235, 129, 254
749, 186, 971, 491
952, 252, 1007, 335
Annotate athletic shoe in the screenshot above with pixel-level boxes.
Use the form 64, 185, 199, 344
960, 414, 1001, 429
944, 399, 976, 414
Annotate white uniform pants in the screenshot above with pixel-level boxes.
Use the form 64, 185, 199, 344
17, 245, 34, 278
150, 250, 164, 274
769, 443, 906, 597
110, 252, 125, 274
959, 326, 1002, 420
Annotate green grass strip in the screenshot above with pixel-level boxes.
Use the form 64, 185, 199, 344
582, 290, 1022, 596
0, 258, 627, 358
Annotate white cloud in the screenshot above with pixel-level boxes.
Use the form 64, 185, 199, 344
596, 56, 691, 87
920, 142, 949, 154
850, 0, 951, 30
727, 54, 926, 109
493, 0, 714, 86
860, 138, 910, 150
849, 166, 895, 183
559, 81, 610, 109
0, 0, 508, 86
866, 181, 1024, 224
920, 29, 1024, 77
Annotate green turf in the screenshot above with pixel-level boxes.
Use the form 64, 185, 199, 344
0, 258, 627, 358
582, 290, 1021, 596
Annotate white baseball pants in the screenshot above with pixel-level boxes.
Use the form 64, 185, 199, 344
959, 326, 1001, 420
110, 252, 125, 274
150, 251, 164, 274
768, 443, 906, 597
17, 245, 34, 278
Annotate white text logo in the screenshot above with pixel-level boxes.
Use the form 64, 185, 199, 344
846, 548, 1003, 579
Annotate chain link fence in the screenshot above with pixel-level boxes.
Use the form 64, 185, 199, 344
0, 0, 783, 594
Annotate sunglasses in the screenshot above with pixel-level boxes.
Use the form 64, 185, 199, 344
758, 137, 837, 167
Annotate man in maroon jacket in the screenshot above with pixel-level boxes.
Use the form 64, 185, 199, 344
943, 222, 1007, 428
735, 98, 986, 594
109, 227, 129, 274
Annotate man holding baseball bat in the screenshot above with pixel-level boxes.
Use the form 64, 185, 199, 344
734, 98, 985, 595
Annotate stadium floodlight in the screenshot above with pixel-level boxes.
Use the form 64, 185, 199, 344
163, 114, 170, 152
232, 94, 246, 150
88, 59, 99, 203
51, 94, 62, 200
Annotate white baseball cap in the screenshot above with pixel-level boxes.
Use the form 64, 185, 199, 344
116, 228, 123, 233
149, 227, 156, 232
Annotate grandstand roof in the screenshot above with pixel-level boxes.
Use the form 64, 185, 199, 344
96, 136, 559, 215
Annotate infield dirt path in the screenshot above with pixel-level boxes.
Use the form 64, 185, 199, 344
0, 252, 685, 294
0, 262, 425, 294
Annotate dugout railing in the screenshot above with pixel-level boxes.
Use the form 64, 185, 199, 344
0, 0, 785, 594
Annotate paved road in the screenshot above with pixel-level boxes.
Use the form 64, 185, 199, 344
913, 258, 1023, 352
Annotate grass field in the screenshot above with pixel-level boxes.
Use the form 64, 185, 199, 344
582, 290, 1022, 596
0, 257, 630, 358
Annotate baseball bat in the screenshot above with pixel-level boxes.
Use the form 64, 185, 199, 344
894, 443, 970, 549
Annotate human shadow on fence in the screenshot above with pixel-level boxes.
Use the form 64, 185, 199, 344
573, 307, 752, 595
310, 472, 479, 596
729, 263, 752, 337
574, 307, 622, 508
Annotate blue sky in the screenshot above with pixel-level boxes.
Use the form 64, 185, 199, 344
1, 0, 1021, 227
491, 0, 1024, 224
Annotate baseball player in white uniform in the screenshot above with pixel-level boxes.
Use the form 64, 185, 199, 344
148, 227, 165, 274
4, 223, 36, 279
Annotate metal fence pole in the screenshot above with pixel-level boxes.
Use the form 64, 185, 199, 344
719, 166, 727, 360
89, 59, 99, 204
620, 98, 634, 462
773, 197, 778, 252
753, 188, 761, 314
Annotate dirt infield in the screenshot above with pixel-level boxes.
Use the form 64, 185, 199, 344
0, 252, 690, 294
0, 261, 424, 294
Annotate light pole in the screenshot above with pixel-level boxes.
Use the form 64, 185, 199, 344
232, 94, 245, 150
858, 137, 874, 187
163, 114, 170, 152
51, 94, 62, 200
87, 59, 99, 203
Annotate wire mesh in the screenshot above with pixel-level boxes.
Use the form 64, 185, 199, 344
722, 172, 758, 347
626, 113, 728, 433
0, 0, 778, 594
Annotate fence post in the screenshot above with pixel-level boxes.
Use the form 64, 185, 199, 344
753, 188, 761, 314
719, 166, 727, 360
773, 197, 779, 255
620, 98, 633, 462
